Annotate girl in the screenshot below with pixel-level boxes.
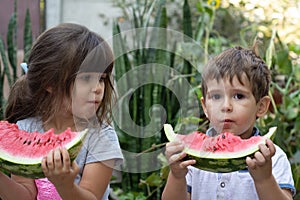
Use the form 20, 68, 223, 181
0, 23, 123, 200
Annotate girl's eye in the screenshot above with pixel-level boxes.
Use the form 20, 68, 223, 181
99, 76, 106, 82
234, 93, 244, 99
80, 75, 91, 81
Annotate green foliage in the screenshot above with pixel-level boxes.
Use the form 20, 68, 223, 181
0, 1, 32, 119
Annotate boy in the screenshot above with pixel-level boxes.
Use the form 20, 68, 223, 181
162, 45, 295, 200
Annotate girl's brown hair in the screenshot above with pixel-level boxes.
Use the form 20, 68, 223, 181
201, 44, 271, 102
5, 23, 115, 125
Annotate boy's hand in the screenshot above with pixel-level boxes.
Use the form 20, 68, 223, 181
246, 138, 276, 182
165, 141, 196, 179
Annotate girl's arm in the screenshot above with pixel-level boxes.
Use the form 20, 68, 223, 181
43, 148, 114, 200
246, 139, 293, 200
56, 161, 113, 200
0, 172, 37, 200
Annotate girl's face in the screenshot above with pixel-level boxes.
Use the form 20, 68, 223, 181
71, 72, 106, 120
201, 74, 270, 139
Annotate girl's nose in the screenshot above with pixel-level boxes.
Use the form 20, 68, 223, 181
92, 82, 103, 94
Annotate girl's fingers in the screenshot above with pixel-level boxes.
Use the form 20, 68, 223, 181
41, 157, 48, 173
45, 150, 54, 170
60, 148, 71, 172
53, 148, 63, 169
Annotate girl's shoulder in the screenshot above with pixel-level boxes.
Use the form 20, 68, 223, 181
16, 117, 43, 132
87, 123, 119, 141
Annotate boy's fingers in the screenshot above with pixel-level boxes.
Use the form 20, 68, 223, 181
265, 139, 276, 156
169, 152, 186, 164
165, 142, 185, 158
246, 156, 256, 170
253, 151, 266, 166
179, 159, 196, 168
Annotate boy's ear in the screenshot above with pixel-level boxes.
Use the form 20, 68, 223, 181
200, 97, 208, 117
256, 96, 271, 117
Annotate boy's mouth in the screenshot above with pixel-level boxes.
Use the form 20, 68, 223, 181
222, 119, 233, 122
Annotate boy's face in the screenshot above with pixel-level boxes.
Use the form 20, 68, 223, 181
201, 74, 270, 139
71, 72, 106, 119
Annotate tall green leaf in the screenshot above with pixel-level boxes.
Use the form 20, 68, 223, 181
6, 0, 18, 84
23, 8, 32, 63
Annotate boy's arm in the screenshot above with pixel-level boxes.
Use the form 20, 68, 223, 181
247, 139, 293, 200
253, 175, 293, 200
162, 141, 195, 200
162, 171, 190, 200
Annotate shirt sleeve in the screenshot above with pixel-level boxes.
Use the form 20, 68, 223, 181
272, 145, 296, 197
84, 125, 124, 166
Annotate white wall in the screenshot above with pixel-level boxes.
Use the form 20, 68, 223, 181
46, 0, 122, 40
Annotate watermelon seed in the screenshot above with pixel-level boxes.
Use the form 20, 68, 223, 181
222, 134, 225, 139
36, 139, 40, 144
27, 141, 31, 145
23, 140, 27, 144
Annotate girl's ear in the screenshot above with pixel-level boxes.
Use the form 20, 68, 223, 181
46, 87, 52, 93
200, 97, 208, 118
256, 96, 271, 117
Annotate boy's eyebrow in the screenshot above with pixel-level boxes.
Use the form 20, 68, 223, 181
206, 88, 222, 94
207, 86, 251, 93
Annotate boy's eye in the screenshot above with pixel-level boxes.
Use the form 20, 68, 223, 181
211, 94, 221, 100
233, 93, 244, 99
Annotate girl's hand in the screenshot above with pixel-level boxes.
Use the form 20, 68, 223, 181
246, 138, 276, 183
165, 141, 196, 179
42, 148, 79, 189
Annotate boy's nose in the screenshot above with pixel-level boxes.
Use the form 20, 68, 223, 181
221, 98, 233, 112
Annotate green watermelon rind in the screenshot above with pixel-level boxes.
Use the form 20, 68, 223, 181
0, 129, 88, 179
164, 124, 277, 173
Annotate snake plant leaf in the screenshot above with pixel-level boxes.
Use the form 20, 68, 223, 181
23, 8, 33, 63
7, 3, 17, 85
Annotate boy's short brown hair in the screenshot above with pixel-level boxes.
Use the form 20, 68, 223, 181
201, 45, 271, 102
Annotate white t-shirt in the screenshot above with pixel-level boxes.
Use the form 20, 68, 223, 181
186, 128, 295, 200
17, 117, 123, 200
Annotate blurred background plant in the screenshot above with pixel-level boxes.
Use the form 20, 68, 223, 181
0, 0, 32, 119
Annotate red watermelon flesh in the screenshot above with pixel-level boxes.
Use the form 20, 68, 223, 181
177, 131, 263, 153
164, 124, 277, 172
0, 121, 76, 158
0, 121, 88, 178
